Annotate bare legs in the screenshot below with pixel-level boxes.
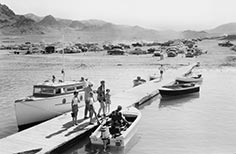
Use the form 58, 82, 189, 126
98, 101, 105, 116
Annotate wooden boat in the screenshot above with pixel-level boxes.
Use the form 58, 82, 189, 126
159, 82, 200, 97
133, 76, 146, 87
90, 107, 141, 147
15, 79, 86, 130
175, 74, 203, 83
149, 74, 160, 81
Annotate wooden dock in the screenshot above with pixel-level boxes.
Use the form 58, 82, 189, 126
0, 63, 199, 154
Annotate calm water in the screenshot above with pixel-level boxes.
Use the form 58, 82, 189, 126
1, 51, 236, 154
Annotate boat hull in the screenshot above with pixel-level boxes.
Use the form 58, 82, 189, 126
159, 85, 200, 96
15, 92, 85, 130
149, 74, 160, 81
133, 80, 146, 87
90, 107, 141, 147
175, 77, 203, 83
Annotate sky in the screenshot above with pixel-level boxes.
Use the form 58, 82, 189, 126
1, 0, 236, 31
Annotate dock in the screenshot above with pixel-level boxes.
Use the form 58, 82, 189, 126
0, 63, 199, 154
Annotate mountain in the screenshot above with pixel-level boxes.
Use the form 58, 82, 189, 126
208, 23, 236, 35
181, 30, 208, 39
24, 13, 43, 22
0, 4, 44, 35
2, 3, 234, 42
0, 3, 169, 41
38, 15, 59, 26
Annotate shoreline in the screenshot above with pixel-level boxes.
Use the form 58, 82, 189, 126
1, 39, 236, 70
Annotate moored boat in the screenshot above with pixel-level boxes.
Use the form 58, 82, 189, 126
159, 82, 200, 97
175, 74, 203, 83
90, 107, 141, 147
149, 73, 160, 81
15, 79, 86, 130
133, 76, 146, 87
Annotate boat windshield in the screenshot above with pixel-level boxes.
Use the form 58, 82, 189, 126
34, 87, 55, 95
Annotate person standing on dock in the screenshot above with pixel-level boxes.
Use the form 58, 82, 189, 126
88, 92, 99, 124
84, 83, 93, 119
52, 75, 56, 83
71, 91, 80, 125
159, 64, 165, 80
97, 80, 106, 117
105, 89, 111, 114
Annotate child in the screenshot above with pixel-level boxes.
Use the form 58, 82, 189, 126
71, 91, 80, 125
105, 89, 111, 114
100, 125, 110, 151
88, 92, 100, 124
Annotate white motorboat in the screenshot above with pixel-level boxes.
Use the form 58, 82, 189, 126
90, 107, 141, 147
15, 79, 86, 130
175, 74, 203, 83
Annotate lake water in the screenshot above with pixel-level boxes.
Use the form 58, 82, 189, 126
1, 51, 236, 154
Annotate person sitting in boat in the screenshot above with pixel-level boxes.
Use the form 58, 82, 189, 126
109, 106, 129, 134
133, 76, 146, 87
109, 121, 122, 138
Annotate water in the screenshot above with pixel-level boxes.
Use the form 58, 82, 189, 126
1, 51, 236, 154
62, 69, 236, 154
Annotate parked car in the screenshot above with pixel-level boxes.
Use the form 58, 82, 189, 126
218, 41, 234, 47
129, 48, 146, 55
107, 49, 125, 55
153, 50, 162, 57
185, 52, 194, 58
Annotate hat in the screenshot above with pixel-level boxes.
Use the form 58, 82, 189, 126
74, 90, 79, 95
117, 105, 122, 111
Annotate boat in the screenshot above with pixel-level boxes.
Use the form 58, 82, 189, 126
90, 107, 141, 147
175, 74, 203, 83
133, 76, 146, 87
149, 73, 160, 81
159, 82, 200, 97
15, 79, 86, 130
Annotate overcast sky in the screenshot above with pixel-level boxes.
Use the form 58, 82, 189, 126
1, 0, 236, 31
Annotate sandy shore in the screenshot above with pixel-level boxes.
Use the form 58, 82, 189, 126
2, 39, 236, 70
59, 39, 236, 69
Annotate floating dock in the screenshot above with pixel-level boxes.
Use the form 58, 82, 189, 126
0, 63, 199, 154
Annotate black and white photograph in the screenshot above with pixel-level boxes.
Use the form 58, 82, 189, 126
0, 0, 236, 153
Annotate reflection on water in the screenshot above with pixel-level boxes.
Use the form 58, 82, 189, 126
159, 93, 200, 108
135, 95, 160, 110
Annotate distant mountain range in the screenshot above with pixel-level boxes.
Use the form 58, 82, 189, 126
0, 3, 236, 42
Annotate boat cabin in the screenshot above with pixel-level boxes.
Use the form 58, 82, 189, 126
33, 81, 85, 97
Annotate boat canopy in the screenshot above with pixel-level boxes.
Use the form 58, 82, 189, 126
33, 80, 85, 97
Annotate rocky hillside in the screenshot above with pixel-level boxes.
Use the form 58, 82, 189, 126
0, 3, 166, 41
208, 23, 236, 35
0, 4, 44, 35
1, 3, 235, 42
181, 30, 209, 39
